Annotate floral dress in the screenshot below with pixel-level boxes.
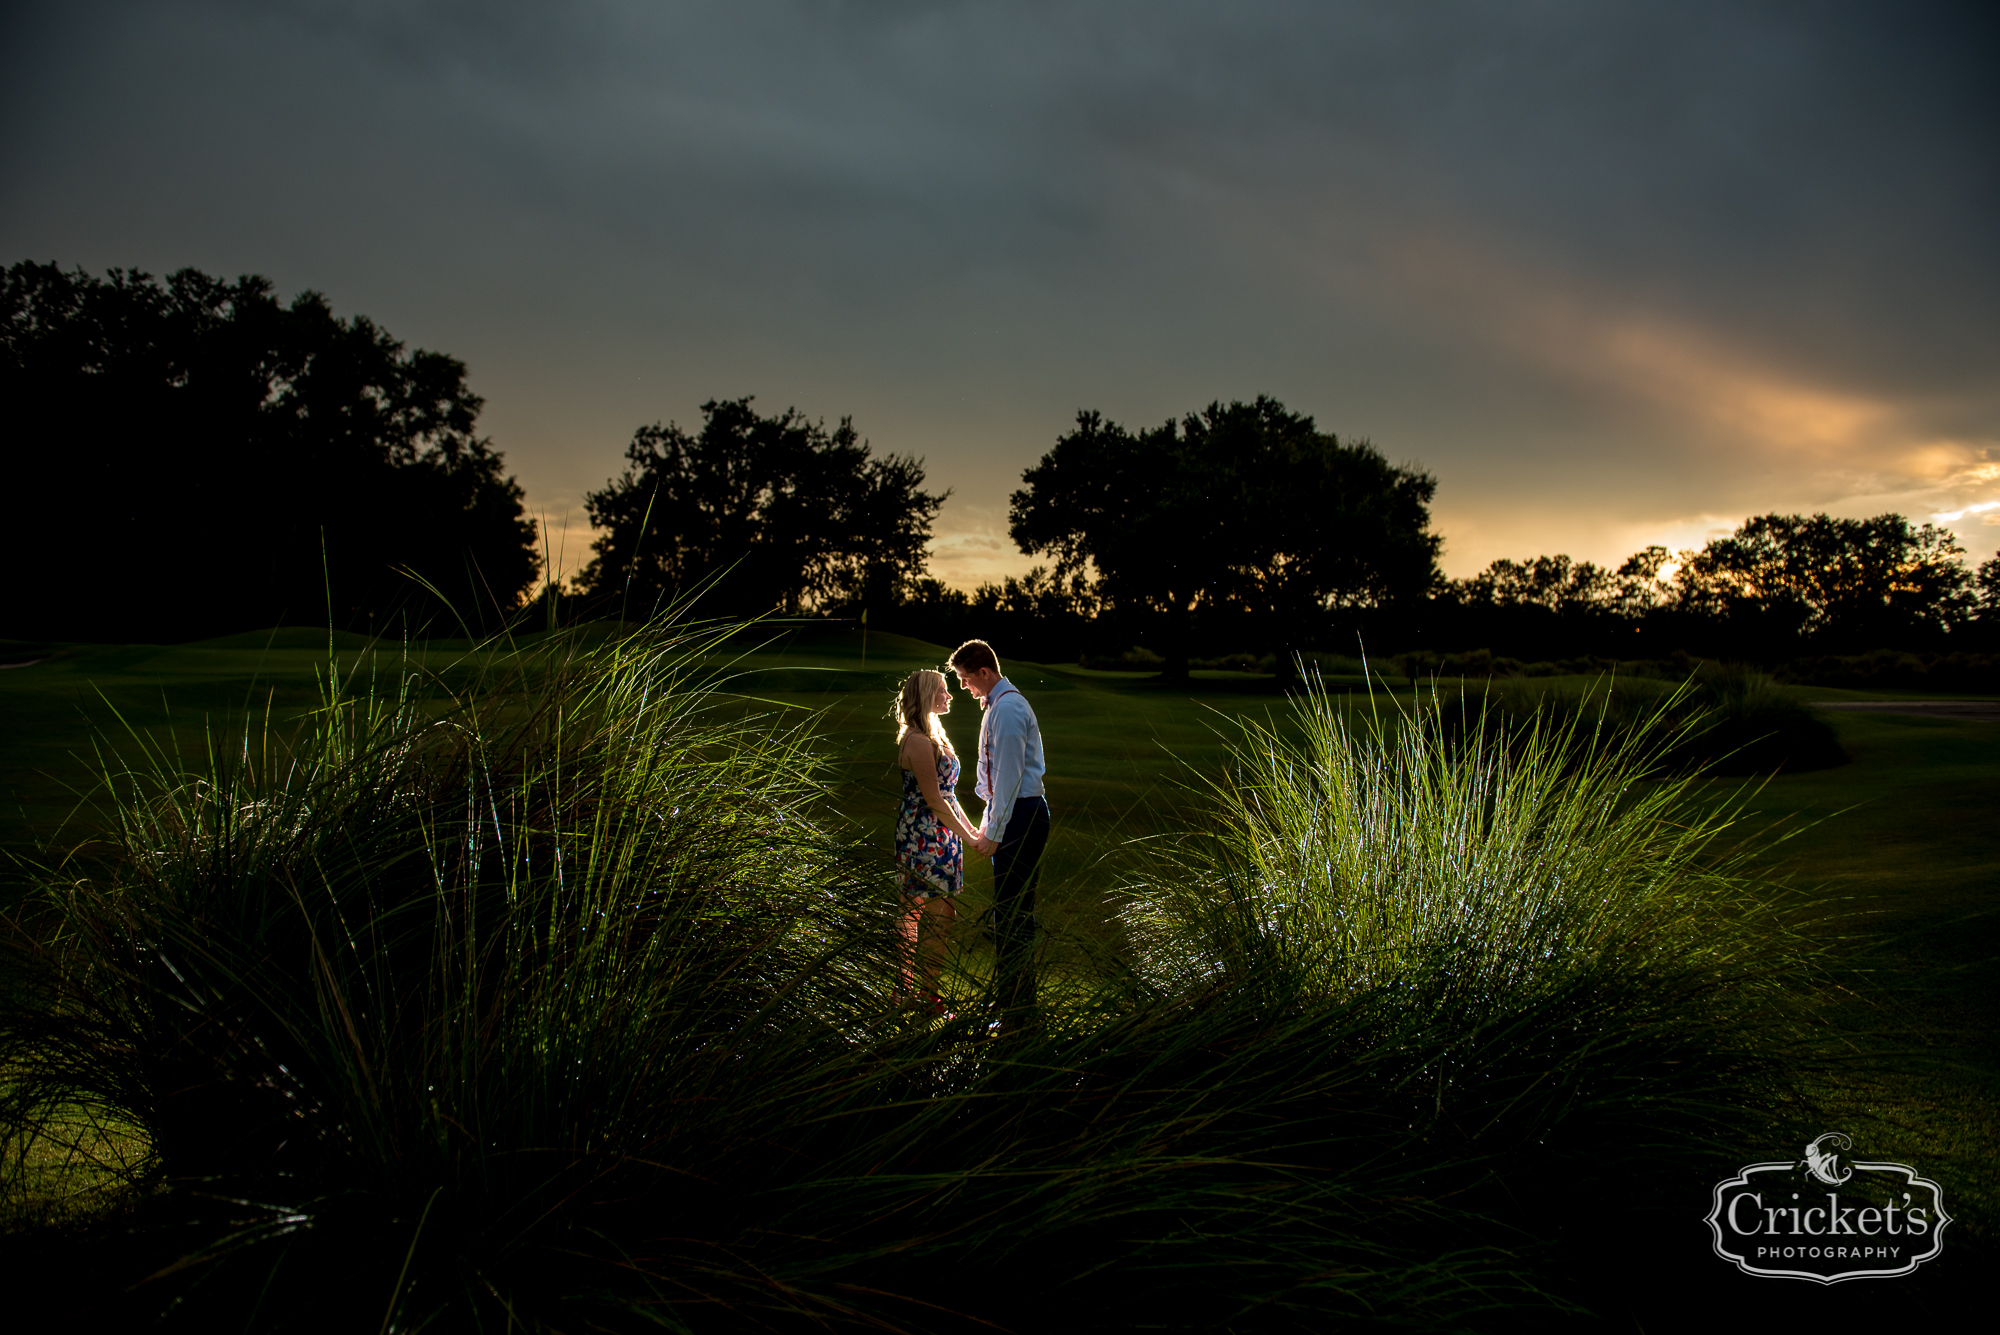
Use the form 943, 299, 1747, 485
895, 745, 964, 899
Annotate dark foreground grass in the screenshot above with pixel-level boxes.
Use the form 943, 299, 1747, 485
0, 626, 1991, 1328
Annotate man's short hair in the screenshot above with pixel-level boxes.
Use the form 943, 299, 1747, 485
949, 639, 1001, 676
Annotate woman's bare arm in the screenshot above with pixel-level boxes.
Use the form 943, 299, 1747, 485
946, 793, 975, 834
900, 734, 980, 843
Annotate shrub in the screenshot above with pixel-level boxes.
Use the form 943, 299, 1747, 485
1690, 664, 1849, 773
1290, 650, 1369, 678
1079, 644, 1166, 671
1777, 649, 2000, 692
1461, 666, 1846, 775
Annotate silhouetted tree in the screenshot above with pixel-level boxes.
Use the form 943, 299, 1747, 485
1009, 397, 1439, 678
1449, 555, 1610, 614
1668, 513, 1973, 653
2, 261, 539, 642
577, 398, 945, 618
1979, 556, 2000, 617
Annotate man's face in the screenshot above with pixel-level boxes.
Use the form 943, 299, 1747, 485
954, 665, 997, 699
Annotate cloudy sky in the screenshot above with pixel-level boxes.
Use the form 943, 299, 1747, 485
6, 0, 1996, 586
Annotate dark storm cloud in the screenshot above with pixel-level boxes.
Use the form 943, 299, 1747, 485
5, 0, 1997, 577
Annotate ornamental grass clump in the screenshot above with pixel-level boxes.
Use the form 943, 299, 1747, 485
1119, 676, 1815, 1193
0, 622, 898, 1327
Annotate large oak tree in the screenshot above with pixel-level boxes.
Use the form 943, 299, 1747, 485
3, 262, 539, 642
1009, 396, 1440, 677
578, 398, 945, 619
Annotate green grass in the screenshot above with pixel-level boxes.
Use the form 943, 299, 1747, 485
0, 1103, 149, 1231
1, 625, 1993, 1326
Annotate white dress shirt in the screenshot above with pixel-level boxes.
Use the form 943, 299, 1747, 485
975, 677, 1046, 840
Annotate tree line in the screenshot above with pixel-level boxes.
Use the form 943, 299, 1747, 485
1431, 515, 2000, 663
10, 261, 1998, 673
575, 391, 2000, 674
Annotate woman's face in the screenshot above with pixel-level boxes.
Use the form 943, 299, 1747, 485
930, 675, 952, 715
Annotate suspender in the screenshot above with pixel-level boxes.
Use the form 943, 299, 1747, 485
980, 688, 1018, 784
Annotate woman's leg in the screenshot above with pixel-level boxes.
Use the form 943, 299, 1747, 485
897, 890, 929, 999
918, 895, 958, 998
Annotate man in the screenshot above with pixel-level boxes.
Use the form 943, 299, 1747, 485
949, 638, 1048, 1030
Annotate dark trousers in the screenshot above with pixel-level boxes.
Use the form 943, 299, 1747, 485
992, 796, 1050, 1022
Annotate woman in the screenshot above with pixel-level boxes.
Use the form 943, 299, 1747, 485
892, 668, 980, 1013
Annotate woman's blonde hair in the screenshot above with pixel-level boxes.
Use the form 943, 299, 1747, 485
893, 669, 953, 755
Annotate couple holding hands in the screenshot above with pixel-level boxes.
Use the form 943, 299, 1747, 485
892, 639, 1048, 1024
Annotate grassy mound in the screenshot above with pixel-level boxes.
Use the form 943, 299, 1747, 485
1, 628, 1819, 1330
1454, 665, 1848, 775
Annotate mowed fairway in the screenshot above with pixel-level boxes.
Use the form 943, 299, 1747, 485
3, 624, 1996, 1237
